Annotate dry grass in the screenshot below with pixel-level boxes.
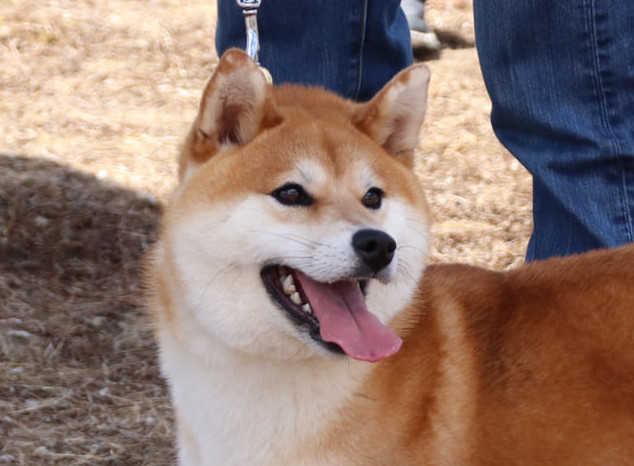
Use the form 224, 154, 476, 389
0, 0, 531, 464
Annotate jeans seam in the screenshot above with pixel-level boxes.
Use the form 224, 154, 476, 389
587, 0, 634, 242
353, 0, 368, 100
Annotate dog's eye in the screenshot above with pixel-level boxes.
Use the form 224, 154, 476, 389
271, 183, 313, 207
362, 188, 383, 209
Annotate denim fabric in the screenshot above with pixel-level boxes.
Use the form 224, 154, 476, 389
215, 0, 413, 101
474, 0, 634, 260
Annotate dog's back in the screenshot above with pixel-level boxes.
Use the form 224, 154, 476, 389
473, 245, 634, 463
339, 245, 634, 464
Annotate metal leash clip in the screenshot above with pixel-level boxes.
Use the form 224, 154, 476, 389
235, 0, 273, 84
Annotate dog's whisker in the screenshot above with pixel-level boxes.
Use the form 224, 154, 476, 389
196, 262, 239, 308
397, 244, 427, 253
395, 263, 417, 285
249, 229, 329, 249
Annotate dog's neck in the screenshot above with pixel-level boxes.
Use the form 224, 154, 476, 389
159, 324, 372, 465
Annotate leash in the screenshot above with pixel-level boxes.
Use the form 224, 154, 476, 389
235, 0, 273, 84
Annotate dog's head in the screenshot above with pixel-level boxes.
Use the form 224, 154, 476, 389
158, 49, 431, 363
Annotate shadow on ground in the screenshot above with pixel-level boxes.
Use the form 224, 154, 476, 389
0, 154, 174, 465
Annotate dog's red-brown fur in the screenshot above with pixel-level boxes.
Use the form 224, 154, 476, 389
149, 48, 634, 465
327, 246, 634, 463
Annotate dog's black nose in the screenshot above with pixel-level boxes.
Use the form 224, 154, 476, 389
352, 229, 397, 273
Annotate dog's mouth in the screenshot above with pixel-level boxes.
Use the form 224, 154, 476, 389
260, 265, 402, 362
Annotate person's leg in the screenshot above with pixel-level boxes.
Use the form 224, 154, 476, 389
474, 0, 634, 261
215, 0, 413, 101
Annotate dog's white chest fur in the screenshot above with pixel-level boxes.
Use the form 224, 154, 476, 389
160, 330, 369, 465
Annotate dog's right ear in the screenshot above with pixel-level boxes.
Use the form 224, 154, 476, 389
179, 48, 279, 181
353, 64, 430, 169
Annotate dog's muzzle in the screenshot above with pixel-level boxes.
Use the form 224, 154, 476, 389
352, 229, 396, 274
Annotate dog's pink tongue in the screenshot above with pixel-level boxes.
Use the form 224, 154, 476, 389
294, 271, 402, 362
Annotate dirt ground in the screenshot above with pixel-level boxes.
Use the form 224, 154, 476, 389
0, 0, 531, 464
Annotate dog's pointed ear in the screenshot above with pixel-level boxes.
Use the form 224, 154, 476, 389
179, 48, 279, 181
354, 64, 430, 167
196, 48, 275, 146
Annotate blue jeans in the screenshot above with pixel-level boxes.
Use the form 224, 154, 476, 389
474, 0, 634, 261
216, 0, 413, 101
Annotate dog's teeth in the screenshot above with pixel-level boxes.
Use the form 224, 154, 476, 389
282, 274, 296, 295
302, 303, 312, 314
290, 292, 302, 305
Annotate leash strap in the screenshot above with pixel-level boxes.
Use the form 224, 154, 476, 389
235, 0, 273, 83
235, 0, 261, 63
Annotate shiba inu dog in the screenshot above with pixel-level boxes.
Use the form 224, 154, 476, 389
147, 49, 634, 465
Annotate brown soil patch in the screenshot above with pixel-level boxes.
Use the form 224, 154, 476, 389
0, 0, 531, 464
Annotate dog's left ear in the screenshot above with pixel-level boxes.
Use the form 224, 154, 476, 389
179, 48, 280, 181
354, 64, 430, 167
195, 48, 276, 147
